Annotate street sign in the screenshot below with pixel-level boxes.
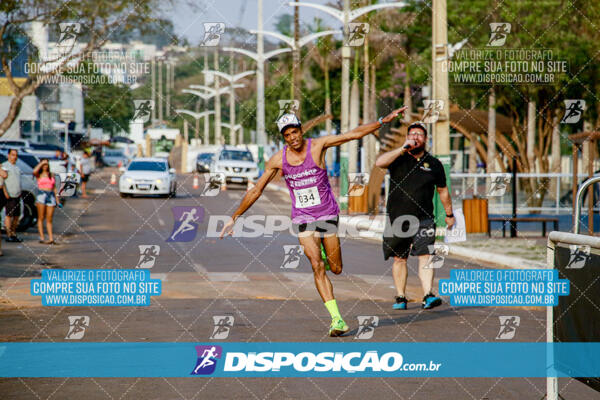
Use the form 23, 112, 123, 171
59, 108, 75, 122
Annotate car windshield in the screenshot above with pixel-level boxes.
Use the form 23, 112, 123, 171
219, 150, 253, 162
18, 153, 40, 169
105, 150, 125, 157
197, 153, 213, 161
127, 161, 167, 172
30, 143, 61, 151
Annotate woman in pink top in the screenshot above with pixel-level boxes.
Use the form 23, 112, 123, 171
33, 159, 59, 244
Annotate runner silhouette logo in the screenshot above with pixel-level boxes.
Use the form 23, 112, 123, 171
277, 100, 300, 119
497, 316, 520, 340
167, 206, 204, 242
137, 245, 160, 268
355, 316, 379, 339
57, 23, 81, 54
422, 100, 444, 124
487, 23, 511, 46
210, 316, 234, 339
65, 316, 89, 340
133, 100, 154, 123
281, 245, 304, 269
191, 345, 222, 375
561, 99, 586, 124
200, 23, 225, 47
566, 245, 591, 269
347, 23, 369, 47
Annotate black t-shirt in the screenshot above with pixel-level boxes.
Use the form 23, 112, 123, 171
386, 151, 447, 221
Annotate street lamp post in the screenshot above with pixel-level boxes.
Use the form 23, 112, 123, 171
248, 29, 341, 107
175, 109, 215, 146
183, 85, 245, 145
201, 70, 255, 145
221, 122, 244, 145
223, 46, 292, 145
289, 1, 407, 210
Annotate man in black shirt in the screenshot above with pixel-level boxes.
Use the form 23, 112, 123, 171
375, 122, 455, 310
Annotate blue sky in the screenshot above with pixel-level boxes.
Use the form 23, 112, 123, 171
168, 0, 342, 45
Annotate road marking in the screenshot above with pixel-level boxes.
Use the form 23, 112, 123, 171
153, 200, 166, 226
206, 272, 249, 282
150, 273, 168, 281
193, 262, 208, 274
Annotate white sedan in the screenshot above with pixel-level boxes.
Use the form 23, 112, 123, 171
119, 158, 177, 198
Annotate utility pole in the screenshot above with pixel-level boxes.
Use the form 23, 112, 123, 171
166, 62, 171, 118
257, 0, 266, 145
151, 59, 156, 122
292, 1, 300, 108
158, 60, 163, 122
290, 1, 407, 210
204, 48, 210, 144
431, 0, 451, 227
340, 0, 351, 210
214, 48, 222, 145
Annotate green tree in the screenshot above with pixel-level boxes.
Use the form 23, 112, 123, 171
0, 0, 167, 136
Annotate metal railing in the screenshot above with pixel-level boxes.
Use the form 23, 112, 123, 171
450, 172, 597, 214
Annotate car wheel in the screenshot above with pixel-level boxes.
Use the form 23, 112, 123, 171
120, 192, 129, 198
17, 191, 37, 232
169, 183, 177, 198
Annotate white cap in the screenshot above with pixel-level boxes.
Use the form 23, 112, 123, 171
277, 113, 302, 133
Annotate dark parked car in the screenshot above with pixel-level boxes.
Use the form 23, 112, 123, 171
196, 152, 214, 173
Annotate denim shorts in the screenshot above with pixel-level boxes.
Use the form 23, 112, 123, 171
36, 190, 57, 207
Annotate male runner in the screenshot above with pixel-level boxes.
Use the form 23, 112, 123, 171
376, 121, 455, 310
220, 107, 406, 336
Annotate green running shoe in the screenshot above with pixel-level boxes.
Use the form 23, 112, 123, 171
328, 317, 349, 337
321, 243, 330, 271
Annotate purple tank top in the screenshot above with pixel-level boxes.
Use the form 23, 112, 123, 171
282, 138, 340, 224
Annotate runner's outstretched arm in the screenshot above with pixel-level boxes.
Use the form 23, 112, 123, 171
219, 151, 283, 238
319, 106, 407, 148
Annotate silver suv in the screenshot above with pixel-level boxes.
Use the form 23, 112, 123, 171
211, 147, 259, 184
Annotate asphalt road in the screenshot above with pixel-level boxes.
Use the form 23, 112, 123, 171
0, 169, 597, 399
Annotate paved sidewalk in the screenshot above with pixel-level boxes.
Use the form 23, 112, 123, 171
268, 179, 548, 269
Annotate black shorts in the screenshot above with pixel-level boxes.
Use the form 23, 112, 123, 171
383, 218, 436, 260
293, 216, 339, 237
5, 196, 20, 217
81, 174, 90, 182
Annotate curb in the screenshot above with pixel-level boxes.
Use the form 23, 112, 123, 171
267, 183, 547, 270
